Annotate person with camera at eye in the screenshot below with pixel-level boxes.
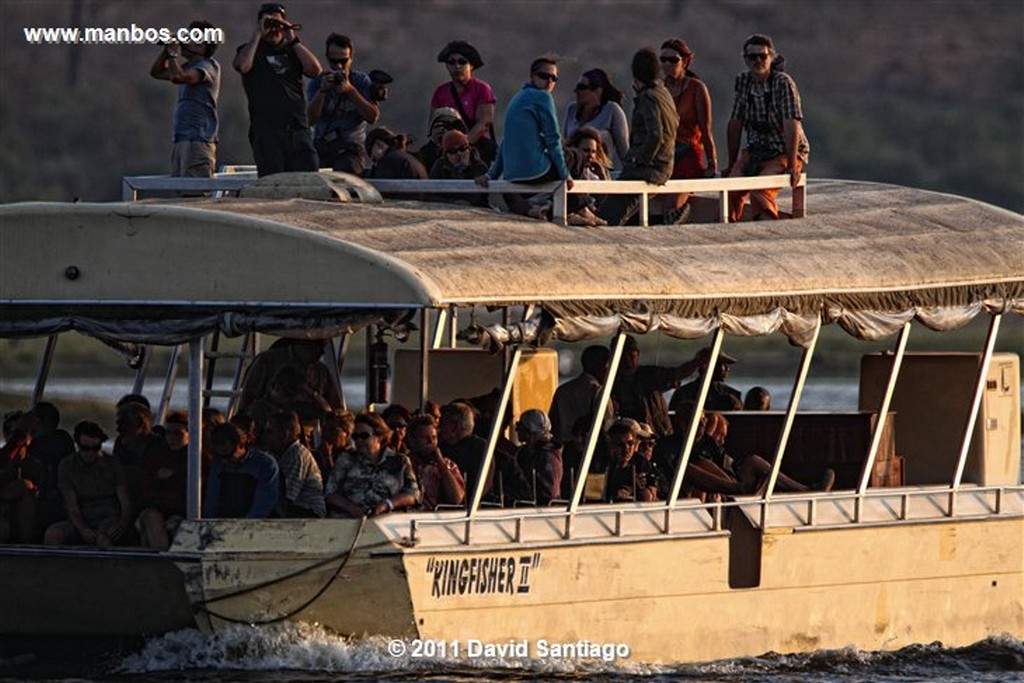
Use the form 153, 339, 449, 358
306, 33, 381, 176
149, 20, 221, 178
233, 2, 321, 177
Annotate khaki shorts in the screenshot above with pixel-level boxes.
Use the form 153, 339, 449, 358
171, 140, 216, 177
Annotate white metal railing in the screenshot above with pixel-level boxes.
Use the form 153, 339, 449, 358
405, 484, 1024, 546
121, 171, 806, 226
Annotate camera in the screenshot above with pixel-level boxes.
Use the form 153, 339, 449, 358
331, 70, 347, 83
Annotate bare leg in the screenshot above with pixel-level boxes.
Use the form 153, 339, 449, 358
685, 459, 749, 495
737, 455, 810, 492
140, 508, 170, 549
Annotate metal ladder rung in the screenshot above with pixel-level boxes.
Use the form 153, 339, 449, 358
203, 389, 242, 398
204, 351, 255, 360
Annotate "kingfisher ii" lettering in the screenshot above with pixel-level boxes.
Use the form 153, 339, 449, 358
427, 553, 542, 598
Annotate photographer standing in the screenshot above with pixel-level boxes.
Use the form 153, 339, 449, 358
233, 2, 321, 177
307, 34, 380, 176
149, 20, 221, 178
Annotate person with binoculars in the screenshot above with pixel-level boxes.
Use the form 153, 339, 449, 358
233, 2, 321, 177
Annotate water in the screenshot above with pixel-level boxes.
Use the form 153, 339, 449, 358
9, 622, 1017, 682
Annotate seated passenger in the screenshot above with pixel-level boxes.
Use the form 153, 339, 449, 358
744, 386, 772, 411
563, 126, 612, 226
513, 409, 563, 505
605, 418, 659, 502
380, 404, 412, 455
26, 402, 75, 534
237, 338, 341, 416
428, 129, 489, 207
1, 411, 43, 543
365, 127, 429, 182
313, 410, 354, 482
406, 415, 465, 510
262, 411, 325, 518
113, 401, 165, 513
246, 365, 330, 443
136, 411, 189, 549
203, 422, 279, 519
439, 401, 492, 498
324, 413, 420, 517
44, 421, 132, 547
417, 106, 466, 173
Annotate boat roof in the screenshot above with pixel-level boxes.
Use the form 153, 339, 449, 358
1, 179, 1021, 343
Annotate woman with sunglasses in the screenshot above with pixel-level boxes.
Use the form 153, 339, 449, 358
324, 413, 420, 518
430, 40, 497, 164
659, 39, 718, 225
563, 68, 629, 171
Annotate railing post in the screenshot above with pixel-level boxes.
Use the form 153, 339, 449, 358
719, 190, 729, 223
792, 174, 806, 218
951, 314, 1001, 491
640, 189, 650, 226
552, 181, 568, 226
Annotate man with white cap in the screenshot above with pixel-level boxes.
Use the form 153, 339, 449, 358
669, 346, 743, 416
513, 409, 563, 505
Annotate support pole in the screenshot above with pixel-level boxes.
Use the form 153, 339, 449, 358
431, 309, 448, 349
31, 335, 59, 406
467, 346, 523, 520
568, 332, 627, 515
764, 317, 821, 511
130, 345, 151, 397
336, 334, 350, 411
419, 308, 430, 411
156, 344, 182, 426
952, 314, 1002, 491
665, 328, 725, 511
857, 321, 911, 495
186, 337, 204, 520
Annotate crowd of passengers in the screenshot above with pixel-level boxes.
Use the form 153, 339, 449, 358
0, 337, 833, 550
155, 2, 808, 225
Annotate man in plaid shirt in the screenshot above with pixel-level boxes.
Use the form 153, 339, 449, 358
724, 34, 810, 221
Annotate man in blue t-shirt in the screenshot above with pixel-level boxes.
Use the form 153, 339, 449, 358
149, 20, 221, 177
306, 33, 380, 176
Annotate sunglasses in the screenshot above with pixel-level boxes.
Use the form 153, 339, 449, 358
659, 55, 682, 64
745, 52, 770, 62
328, 57, 349, 66
446, 145, 470, 155
534, 72, 558, 83
446, 57, 469, 66
574, 82, 597, 92
352, 431, 374, 440
78, 443, 102, 452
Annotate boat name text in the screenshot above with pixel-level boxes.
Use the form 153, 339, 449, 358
426, 552, 541, 598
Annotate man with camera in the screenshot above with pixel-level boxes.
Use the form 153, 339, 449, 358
306, 33, 381, 176
233, 2, 321, 177
149, 20, 221, 178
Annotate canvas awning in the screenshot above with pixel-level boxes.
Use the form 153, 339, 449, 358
1, 180, 1021, 345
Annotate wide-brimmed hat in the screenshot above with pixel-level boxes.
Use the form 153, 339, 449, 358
698, 346, 738, 366
437, 40, 483, 69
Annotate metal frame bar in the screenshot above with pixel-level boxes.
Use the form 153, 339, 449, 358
335, 333, 350, 411
31, 334, 59, 406
763, 317, 822, 518
130, 345, 151, 397
419, 308, 430, 411
431, 309, 448, 349
467, 346, 523, 524
322, 334, 345, 417
186, 338, 204, 520
952, 314, 1002, 493
857, 321, 911, 497
665, 328, 725, 513
156, 344, 182, 426
568, 332, 627, 515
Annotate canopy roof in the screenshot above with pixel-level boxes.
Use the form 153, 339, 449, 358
1, 180, 1021, 344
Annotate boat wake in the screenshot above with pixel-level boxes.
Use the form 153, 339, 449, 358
116, 623, 1024, 681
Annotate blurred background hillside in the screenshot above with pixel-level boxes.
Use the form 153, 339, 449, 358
1, 0, 1022, 210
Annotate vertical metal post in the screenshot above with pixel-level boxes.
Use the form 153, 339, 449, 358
952, 314, 1002, 490
569, 332, 627, 514
665, 328, 725, 510
322, 335, 344, 414
335, 333, 350, 411
640, 189, 649, 226
156, 344, 182, 426
764, 317, 822, 510
449, 309, 458, 349
467, 346, 523, 519
792, 175, 807, 218
202, 330, 220, 408
431, 309, 448, 349
552, 181, 568, 226
186, 338, 204, 520
31, 334, 60, 406
364, 326, 373, 408
419, 308, 430, 411
719, 191, 729, 223
857, 321, 911, 496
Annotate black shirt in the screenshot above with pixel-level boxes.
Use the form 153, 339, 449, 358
239, 40, 308, 130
